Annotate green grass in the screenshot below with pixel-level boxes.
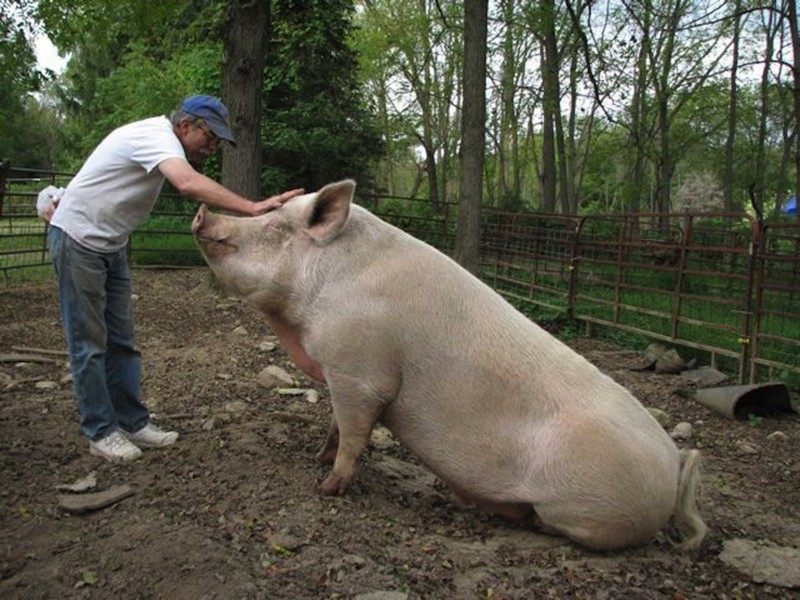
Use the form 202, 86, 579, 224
480, 247, 798, 382
0, 217, 52, 284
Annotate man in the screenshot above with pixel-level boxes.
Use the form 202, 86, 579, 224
46, 95, 303, 462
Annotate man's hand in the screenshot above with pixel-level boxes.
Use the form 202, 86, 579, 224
251, 188, 305, 216
41, 201, 58, 223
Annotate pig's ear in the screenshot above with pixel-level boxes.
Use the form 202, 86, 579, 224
305, 179, 355, 244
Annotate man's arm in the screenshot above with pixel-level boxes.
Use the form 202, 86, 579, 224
158, 158, 303, 216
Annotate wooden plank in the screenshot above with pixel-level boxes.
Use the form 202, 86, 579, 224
58, 485, 136, 514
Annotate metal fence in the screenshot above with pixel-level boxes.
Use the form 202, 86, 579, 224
2, 162, 799, 386
0, 162, 201, 283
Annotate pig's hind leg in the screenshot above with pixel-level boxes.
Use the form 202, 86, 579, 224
451, 489, 566, 539
318, 376, 386, 495
447, 483, 536, 522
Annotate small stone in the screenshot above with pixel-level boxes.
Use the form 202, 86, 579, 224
679, 367, 727, 387
268, 530, 305, 552
258, 341, 278, 352
232, 326, 248, 336
720, 538, 800, 588
56, 471, 98, 493
370, 426, 395, 449
276, 388, 308, 396
257, 365, 295, 388
35, 380, 59, 390
648, 408, 672, 428
305, 389, 319, 404
736, 440, 760, 454
766, 431, 789, 442
354, 593, 409, 600
670, 422, 693, 440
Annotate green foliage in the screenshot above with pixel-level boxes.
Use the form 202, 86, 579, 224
0, 1, 59, 167
129, 218, 204, 266
574, 125, 629, 214
262, 0, 384, 191
7, 0, 796, 220
746, 414, 764, 427
1, 7, 38, 87
38, 0, 225, 167
26, 0, 384, 191
366, 195, 455, 249
583, 322, 653, 352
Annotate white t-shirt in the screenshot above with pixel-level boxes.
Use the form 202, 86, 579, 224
51, 116, 187, 252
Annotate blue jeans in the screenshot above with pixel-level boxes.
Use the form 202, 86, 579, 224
48, 226, 150, 441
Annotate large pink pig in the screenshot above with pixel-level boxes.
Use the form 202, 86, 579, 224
192, 179, 706, 551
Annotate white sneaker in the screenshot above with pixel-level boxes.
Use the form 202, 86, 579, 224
124, 423, 179, 448
89, 431, 143, 462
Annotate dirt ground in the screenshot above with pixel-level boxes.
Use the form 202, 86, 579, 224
1, 267, 798, 600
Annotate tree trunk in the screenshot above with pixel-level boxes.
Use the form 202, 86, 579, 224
653, 0, 681, 225
755, 11, 778, 212
454, 0, 488, 275
542, 0, 571, 214
555, 110, 569, 214
787, 0, 800, 213
221, 0, 270, 200
566, 47, 579, 214
540, 2, 558, 214
496, 0, 515, 208
626, 13, 649, 217
656, 97, 672, 215
423, 142, 440, 213
723, 0, 741, 212
378, 80, 396, 196
416, 0, 441, 213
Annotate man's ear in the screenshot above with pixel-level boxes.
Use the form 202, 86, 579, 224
304, 180, 356, 244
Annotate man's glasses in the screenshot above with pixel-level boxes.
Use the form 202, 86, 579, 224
193, 120, 220, 148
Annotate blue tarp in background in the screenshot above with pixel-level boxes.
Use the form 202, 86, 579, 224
781, 196, 797, 215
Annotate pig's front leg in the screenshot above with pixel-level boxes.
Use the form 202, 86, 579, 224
319, 376, 385, 495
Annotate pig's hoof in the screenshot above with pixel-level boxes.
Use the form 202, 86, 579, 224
320, 473, 351, 495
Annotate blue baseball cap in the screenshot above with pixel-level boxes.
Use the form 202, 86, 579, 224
180, 95, 236, 146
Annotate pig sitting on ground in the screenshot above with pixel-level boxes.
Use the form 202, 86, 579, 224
192, 179, 706, 552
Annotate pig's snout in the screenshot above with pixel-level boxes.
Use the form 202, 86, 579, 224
192, 204, 208, 235
192, 206, 237, 260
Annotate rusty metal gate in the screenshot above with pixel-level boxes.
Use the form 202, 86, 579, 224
752, 223, 800, 382
482, 210, 798, 385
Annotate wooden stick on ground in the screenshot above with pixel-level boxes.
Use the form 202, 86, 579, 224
10, 346, 69, 357
0, 353, 64, 364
